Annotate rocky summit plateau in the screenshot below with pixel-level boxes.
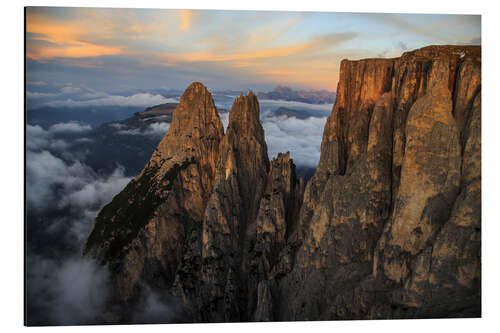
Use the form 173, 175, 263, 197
84, 45, 481, 323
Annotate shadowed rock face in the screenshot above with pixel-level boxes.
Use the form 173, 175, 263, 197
248, 152, 304, 321
192, 91, 270, 322
84, 45, 481, 323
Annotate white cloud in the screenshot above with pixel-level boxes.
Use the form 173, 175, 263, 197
26, 131, 131, 210
117, 122, 170, 137
61, 166, 131, 210
49, 122, 92, 133
47, 93, 178, 108
262, 115, 327, 168
27, 80, 47, 86
217, 105, 327, 168
26, 124, 50, 150
27, 255, 111, 325
74, 137, 94, 143
146, 122, 170, 136
26, 123, 90, 151
260, 99, 333, 113
60, 86, 82, 94
79, 91, 109, 99
52, 258, 111, 324
109, 123, 127, 130
116, 128, 143, 135
130, 287, 177, 324
220, 112, 229, 130
26, 91, 60, 99
26, 150, 94, 208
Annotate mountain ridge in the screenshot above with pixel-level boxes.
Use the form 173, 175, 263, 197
258, 85, 335, 104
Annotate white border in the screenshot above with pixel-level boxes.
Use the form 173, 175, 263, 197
2, 0, 499, 332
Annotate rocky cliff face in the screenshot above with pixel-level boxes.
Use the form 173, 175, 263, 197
172, 91, 271, 322
84, 45, 481, 323
84, 82, 224, 306
276, 45, 481, 320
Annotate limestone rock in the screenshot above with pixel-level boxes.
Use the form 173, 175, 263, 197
248, 152, 303, 320
174, 91, 270, 322
278, 45, 481, 320
84, 82, 224, 303
376, 60, 462, 284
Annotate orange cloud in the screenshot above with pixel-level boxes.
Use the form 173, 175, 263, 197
26, 10, 123, 60
25, 8, 348, 89
155, 32, 354, 89
173, 43, 308, 62
164, 32, 355, 63
179, 10, 193, 32
27, 13, 80, 44
28, 41, 122, 60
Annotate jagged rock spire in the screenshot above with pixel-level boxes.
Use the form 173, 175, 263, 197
197, 91, 270, 322
84, 82, 224, 303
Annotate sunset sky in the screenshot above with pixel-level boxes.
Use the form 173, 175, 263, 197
26, 7, 481, 93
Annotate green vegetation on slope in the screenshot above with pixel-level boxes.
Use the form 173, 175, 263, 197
84, 157, 196, 264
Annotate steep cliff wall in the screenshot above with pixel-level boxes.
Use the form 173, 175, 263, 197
276, 45, 481, 320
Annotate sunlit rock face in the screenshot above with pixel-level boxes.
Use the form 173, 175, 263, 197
84, 82, 224, 307
84, 45, 481, 323
277, 45, 480, 321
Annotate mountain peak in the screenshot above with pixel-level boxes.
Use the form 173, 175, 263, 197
84, 82, 224, 279
163, 81, 222, 145
185, 81, 208, 91
228, 92, 262, 138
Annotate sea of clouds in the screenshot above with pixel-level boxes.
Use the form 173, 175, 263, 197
25, 93, 333, 325
26, 84, 179, 109
115, 122, 170, 137
217, 100, 331, 169
25, 121, 177, 325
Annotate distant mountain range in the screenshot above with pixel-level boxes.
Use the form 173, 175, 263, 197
257, 85, 336, 104
155, 86, 336, 104
122, 103, 177, 130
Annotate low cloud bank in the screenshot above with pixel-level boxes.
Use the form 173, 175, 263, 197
218, 108, 327, 169
61, 167, 130, 211
27, 84, 180, 109
27, 124, 68, 151
262, 115, 327, 168
47, 93, 178, 108
49, 122, 92, 133
116, 122, 170, 137
26, 123, 131, 211
130, 287, 179, 324
26, 122, 134, 325
260, 99, 333, 114
26, 120, 180, 325
25, 107, 328, 323
27, 256, 111, 325
27, 123, 92, 150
